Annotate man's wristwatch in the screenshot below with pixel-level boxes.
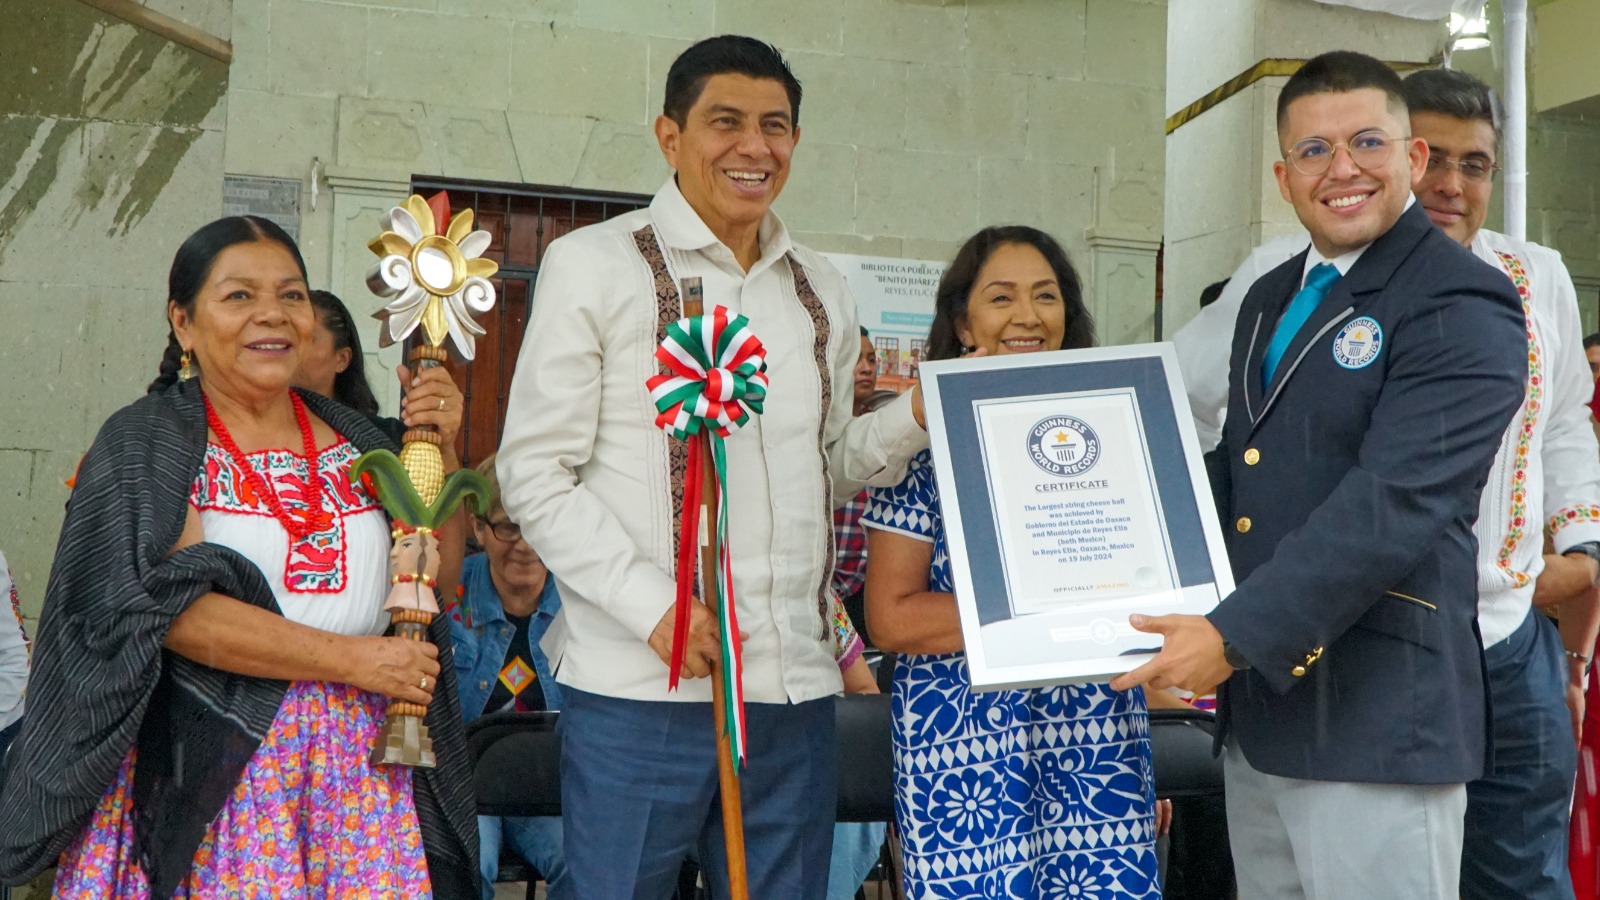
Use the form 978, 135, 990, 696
1222, 640, 1250, 671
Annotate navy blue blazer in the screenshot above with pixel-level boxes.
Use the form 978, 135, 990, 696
1204, 203, 1527, 784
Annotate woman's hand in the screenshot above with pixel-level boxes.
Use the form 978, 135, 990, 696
841, 656, 880, 694
398, 364, 465, 452
345, 635, 441, 705
909, 347, 989, 430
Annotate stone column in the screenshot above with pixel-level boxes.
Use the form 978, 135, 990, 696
1084, 142, 1165, 346
326, 170, 413, 413
1162, 0, 1444, 336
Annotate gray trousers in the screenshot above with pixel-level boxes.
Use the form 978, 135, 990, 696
1224, 739, 1467, 899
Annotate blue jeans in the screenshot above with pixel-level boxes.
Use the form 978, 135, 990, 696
555, 688, 835, 900
1460, 607, 1578, 900
478, 814, 565, 899
826, 823, 886, 900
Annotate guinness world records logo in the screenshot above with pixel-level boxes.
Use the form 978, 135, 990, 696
1028, 415, 1101, 477
1332, 316, 1383, 370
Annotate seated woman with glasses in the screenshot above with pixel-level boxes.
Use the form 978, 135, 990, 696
447, 453, 567, 898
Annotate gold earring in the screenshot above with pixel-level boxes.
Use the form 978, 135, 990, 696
179, 350, 194, 381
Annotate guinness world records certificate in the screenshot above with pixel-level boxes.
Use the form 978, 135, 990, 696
921, 344, 1234, 691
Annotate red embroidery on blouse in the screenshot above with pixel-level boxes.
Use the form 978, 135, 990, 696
1491, 250, 1540, 589
190, 442, 382, 593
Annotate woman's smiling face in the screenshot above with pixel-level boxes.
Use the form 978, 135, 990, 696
956, 242, 1068, 356
171, 240, 314, 401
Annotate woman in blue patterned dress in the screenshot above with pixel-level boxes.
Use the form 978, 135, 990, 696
862, 226, 1160, 900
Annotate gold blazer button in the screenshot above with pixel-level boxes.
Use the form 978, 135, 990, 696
1236, 517, 1252, 533
1292, 665, 1307, 677
1244, 448, 1260, 465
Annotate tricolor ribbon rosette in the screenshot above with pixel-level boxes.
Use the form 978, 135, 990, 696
646, 306, 769, 764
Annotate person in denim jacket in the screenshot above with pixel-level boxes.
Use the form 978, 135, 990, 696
449, 454, 566, 898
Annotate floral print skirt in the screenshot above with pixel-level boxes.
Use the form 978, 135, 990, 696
893, 653, 1159, 900
54, 680, 431, 899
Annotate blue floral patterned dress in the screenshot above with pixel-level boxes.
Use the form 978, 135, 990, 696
862, 450, 1159, 900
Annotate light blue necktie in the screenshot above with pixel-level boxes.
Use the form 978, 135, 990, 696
1261, 262, 1342, 387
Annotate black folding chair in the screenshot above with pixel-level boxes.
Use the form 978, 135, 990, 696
466, 709, 702, 899
1149, 708, 1223, 798
870, 650, 898, 695
835, 693, 903, 900
466, 710, 561, 899
1148, 707, 1234, 899
836, 693, 893, 824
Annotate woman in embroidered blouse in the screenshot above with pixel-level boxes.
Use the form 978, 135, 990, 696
0, 216, 476, 897
861, 226, 1160, 900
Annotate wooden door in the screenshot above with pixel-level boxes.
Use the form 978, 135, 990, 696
406, 180, 649, 468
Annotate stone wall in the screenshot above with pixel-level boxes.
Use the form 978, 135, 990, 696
1525, 114, 1600, 331
0, 0, 230, 629
229, 0, 1170, 402
0, 0, 1170, 623
1450, 7, 1600, 332
1162, 0, 1444, 336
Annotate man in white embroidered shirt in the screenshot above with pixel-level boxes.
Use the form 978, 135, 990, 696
1403, 67, 1600, 900
497, 36, 927, 899
1171, 68, 1600, 899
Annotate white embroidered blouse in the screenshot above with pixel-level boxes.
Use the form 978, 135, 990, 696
189, 441, 391, 637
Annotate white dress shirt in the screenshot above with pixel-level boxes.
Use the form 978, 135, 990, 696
498, 178, 928, 704
0, 550, 29, 732
1175, 225, 1600, 648
1301, 244, 1364, 282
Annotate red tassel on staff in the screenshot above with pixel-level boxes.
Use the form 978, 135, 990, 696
667, 432, 705, 690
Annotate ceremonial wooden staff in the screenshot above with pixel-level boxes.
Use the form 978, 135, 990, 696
353, 192, 499, 767
647, 278, 770, 900
688, 280, 748, 898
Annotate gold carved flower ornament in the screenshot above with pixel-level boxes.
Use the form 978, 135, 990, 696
366, 194, 499, 360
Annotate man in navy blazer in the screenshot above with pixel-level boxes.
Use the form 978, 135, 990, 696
1113, 51, 1527, 898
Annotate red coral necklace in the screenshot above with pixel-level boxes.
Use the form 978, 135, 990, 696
204, 391, 327, 540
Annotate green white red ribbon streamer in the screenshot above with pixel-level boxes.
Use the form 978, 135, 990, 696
646, 306, 768, 764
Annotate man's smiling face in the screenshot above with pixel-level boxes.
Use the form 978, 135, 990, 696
1274, 88, 1427, 258
1411, 110, 1497, 247
656, 73, 798, 245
